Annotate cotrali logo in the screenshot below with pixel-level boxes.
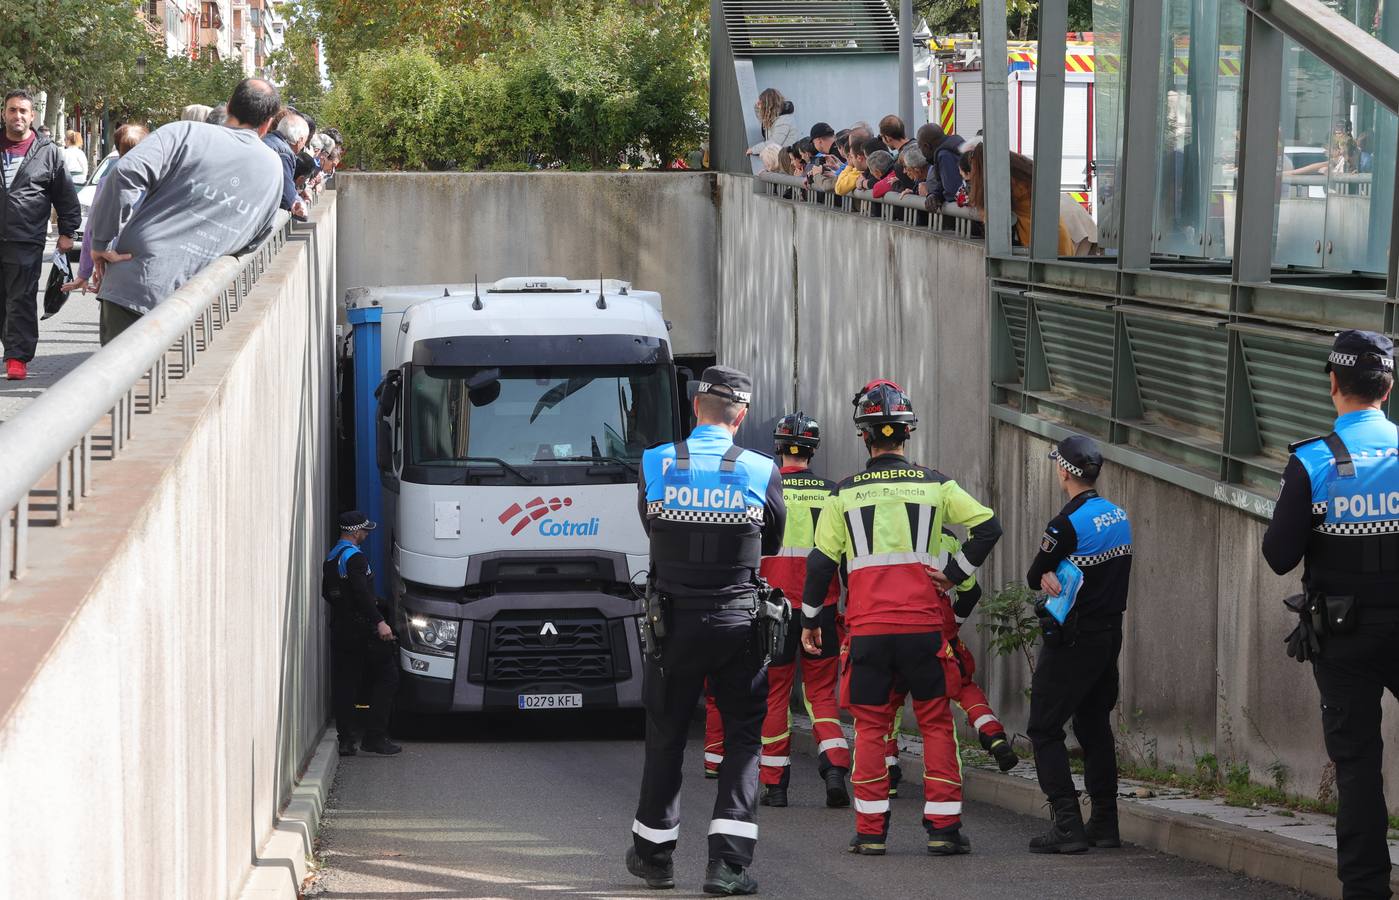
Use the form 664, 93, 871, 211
499, 497, 574, 536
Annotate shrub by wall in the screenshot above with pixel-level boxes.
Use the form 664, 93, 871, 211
323, 8, 706, 171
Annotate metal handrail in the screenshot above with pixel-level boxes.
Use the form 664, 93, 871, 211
755, 171, 981, 239
0, 208, 294, 597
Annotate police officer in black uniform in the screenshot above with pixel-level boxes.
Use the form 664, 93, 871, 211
625, 366, 786, 896
323, 511, 401, 757
1264, 330, 1399, 900
1024, 436, 1133, 854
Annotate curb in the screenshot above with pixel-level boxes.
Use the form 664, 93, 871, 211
237, 731, 340, 900
787, 721, 1378, 900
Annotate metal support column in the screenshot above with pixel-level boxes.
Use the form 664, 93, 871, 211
1231, 13, 1285, 288
980, 0, 1013, 257
1031, 0, 1068, 260
1116, 0, 1166, 270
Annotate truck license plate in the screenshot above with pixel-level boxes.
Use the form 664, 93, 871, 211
518, 693, 582, 710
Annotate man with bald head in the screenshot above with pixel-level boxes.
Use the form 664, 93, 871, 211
87, 78, 284, 343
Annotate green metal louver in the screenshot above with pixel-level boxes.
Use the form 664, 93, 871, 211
1122, 313, 1228, 435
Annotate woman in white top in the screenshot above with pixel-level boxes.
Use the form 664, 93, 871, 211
62, 131, 87, 183
746, 88, 797, 158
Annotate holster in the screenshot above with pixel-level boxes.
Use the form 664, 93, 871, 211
641, 579, 670, 668
755, 579, 794, 666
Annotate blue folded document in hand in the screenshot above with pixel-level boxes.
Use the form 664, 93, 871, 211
1044, 559, 1084, 624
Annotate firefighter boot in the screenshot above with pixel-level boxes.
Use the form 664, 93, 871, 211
1029, 796, 1090, 854
1085, 795, 1122, 848
760, 785, 788, 807
702, 859, 758, 895
625, 846, 675, 889
926, 826, 972, 856
824, 768, 851, 808
980, 730, 1019, 772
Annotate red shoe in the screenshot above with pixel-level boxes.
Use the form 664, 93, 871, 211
5, 360, 26, 381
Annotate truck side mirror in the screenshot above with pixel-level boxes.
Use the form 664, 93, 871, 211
467, 367, 501, 407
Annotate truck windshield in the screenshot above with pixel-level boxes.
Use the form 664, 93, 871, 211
409, 364, 677, 473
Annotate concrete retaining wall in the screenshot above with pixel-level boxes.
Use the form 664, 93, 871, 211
334, 172, 719, 357
714, 173, 1399, 811
0, 197, 338, 897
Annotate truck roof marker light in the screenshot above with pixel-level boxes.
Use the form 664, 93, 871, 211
596, 275, 608, 310
472, 274, 484, 311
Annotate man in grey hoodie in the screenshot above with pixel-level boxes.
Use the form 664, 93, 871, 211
87, 78, 285, 345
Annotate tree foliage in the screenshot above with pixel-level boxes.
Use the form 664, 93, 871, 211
917, 0, 1095, 39
269, 0, 326, 119
321, 3, 707, 171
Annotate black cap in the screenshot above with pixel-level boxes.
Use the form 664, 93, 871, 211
810, 122, 835, 140
1326, 329, 1394, 373
1048, 435, 1102, 479
696, 365, 752, 405
339, 510, 377, 532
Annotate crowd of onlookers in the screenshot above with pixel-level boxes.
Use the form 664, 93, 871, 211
0, 79, 343, 381
745, 87, 1097, 256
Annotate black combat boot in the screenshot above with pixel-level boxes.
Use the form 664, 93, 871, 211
980, 731, 1019, 772
824, 768, 851, 808
625, 846, 675, 889
926, 826, 972, 856
847, 833, 887, 855
1028, 796, 1090, 854
760, 785, 788, 807
337, 736, 357, 757
1085, 795, 1121, 848
360, 734, 402, 755
702, 859, 758, 895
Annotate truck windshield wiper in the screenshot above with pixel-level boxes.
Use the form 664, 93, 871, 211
550, 455, 638, 475
457, 456, 535, 482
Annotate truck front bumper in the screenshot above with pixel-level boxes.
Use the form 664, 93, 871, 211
395, 588, 645, 713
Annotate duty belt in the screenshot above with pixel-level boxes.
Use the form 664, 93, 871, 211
668, 593, 760, 612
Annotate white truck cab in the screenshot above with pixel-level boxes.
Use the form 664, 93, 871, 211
343, 277, 683, 712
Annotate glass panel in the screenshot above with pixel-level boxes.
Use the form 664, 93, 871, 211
1274, 7, 1397, 275
1152, 0, 1245, 259
408, 365, 677, 470
1091, 0, 1128, 253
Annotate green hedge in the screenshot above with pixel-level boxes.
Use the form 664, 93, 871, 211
323, 8, 706, 171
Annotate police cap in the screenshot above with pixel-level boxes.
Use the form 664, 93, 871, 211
1049, 434, 1103, 480
696, 366, 752, 405
339, 510, 377, 532
1326, 329, 1394, 374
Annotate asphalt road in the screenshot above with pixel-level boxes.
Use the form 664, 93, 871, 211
308, 712, 1312, 900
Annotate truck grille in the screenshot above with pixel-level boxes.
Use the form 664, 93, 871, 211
487, 653, 613, 682
482, 614, 616, 684
490, 621, 608, 652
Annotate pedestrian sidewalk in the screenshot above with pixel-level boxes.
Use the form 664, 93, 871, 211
0, 238, 101, 424
790, 713, 1399, 900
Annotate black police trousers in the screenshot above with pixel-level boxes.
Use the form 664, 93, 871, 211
1027, 627, 1122, 802
632, 607, 767, 868
331, 619, 400, 741
1312, 622, 1399, 900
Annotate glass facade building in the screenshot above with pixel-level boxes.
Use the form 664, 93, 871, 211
987, 0, 1399, 517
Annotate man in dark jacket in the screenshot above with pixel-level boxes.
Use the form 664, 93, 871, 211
0, 89, 79, 380
916, 123, 966, 211
262, 111, 308, 217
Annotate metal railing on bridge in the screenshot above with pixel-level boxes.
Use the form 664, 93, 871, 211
0, 209, 294, 598
755, 172, 982, 240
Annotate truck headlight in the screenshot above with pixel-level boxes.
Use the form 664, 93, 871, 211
408, 615, 459, 655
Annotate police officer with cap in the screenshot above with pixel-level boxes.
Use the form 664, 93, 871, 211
1264, 330, 1399, 899
323, 511, 401, 757
626, 365, 785, 896
1025, 435, 1133, 854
